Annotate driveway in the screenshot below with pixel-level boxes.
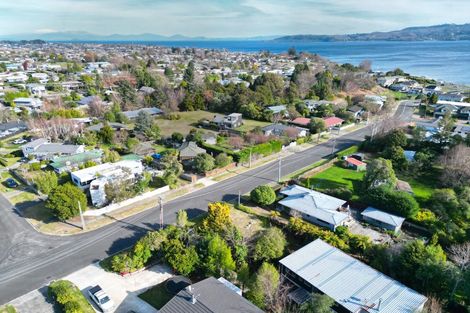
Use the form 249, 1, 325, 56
8, 263, 172, 313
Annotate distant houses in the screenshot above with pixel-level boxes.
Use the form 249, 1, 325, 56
262, 124, 308, 138
122, 107, 163, 120
13, 97, 43, 110
279, 239, 427, 313
21, 138, 84, 160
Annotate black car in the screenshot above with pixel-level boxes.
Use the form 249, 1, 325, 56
5, 178, 18, 188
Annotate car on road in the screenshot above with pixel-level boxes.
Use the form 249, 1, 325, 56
88, 285, 114, 312
5, 178, 18, 188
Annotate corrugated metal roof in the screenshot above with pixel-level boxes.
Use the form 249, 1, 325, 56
361, 207, 405, 227
280, 239, 427, 313
279, 185, 348, 226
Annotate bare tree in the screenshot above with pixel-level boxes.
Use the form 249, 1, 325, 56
87, 97, 107, 118
422, 297, 443, 313
359, 60, 372, 72
27, 117, 82, 141
440, 145, 470, 187
448, 241, 470, 296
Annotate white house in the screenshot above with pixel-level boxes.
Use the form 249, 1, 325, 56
26, 84, 46, 96
13, 97, 43, 110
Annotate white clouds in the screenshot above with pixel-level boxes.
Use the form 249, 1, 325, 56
0, 0, 469, 37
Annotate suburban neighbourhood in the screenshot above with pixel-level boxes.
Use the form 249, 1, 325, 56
0, 39, 469, 313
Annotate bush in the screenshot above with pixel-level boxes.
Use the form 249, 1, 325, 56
250, 185, 276, 206
235, 203, 255, 214
366, 186, 419, 218
34, 171, 58, 195
29, 162, 41, 171
46, 183, 87, 220
193, 153, 215, 174
48, 280, 94, 313
215, 153, 233, 168
253, 228, 287, 261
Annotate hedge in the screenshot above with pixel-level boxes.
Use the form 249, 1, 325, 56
48, 280, 94, 313
202, 140, 283, 163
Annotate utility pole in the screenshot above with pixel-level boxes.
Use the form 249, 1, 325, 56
159, 196, 163, 230
78, 201, 86, 231
238, 190, 241, 206
249, 147, 252, 168
278, 155, 282, 183
331, 127, 340, 156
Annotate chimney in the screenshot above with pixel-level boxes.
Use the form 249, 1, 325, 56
378, 298, 383, 310
191, 294, 197, 304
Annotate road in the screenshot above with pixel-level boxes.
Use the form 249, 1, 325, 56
0, 104, 414, 304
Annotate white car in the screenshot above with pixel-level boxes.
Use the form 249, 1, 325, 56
12, 138, 27, 144
88, 285, 114, 312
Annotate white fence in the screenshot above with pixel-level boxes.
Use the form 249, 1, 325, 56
84, 185, 170, 217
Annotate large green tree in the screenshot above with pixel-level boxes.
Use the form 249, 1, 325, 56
250, 185, 276, 206
248, 262, 280, 310
193, 153, 215, 174
253, 227, 287, 262
204, 234, 236, 276
300, 293, 335, 313
46, 183, 87, 220
34, 171, 58, 195
363, 158, 397, 189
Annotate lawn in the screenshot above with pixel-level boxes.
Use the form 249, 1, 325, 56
236, 119, 270, 132
397, 169, 441, 205
156, 111, 217, 136
139, 281, 173, 310
306, 162, 365, 199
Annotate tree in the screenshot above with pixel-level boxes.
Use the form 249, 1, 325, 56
440, 144, 470, 188
205, 234, 236, 277
363, 158, 397, 189
253, 228, 287, 262
448, 242, 470, 297
116, 80, 137, 109
193, 153, 215, 174
202, 202, 232, 233
176, 210, 188, 228
384, 145, 407, 170
300, 293, 335, 313
250, 185, 276, 206
384, 129, 408, 147
102, 149, 120, 163
163, 238, 199, 276
215, 153, 233, 168
46, 183, 87, 220
287, 46, 297, 56
366, 186, 419, 218
248, 262, 280, 310
308, 117, 326, 134
99, 123, 115, 144
171, 132, 184, 143
34, 171, 58, 195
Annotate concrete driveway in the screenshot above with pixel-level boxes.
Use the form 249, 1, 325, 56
65, 263, 172, 313
8, 263, 172, 313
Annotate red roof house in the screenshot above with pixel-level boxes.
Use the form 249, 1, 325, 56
290, 117, 310, 127
323, 117, 344, 128
345, 157, 366, 171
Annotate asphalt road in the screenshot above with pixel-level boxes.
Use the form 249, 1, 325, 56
0, 105, 414, 304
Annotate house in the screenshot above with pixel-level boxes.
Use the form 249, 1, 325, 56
178, 141, 206, 161
122, 107, 163, 120
347, 105, 364, 119
138, 86, 155, 95
424, 85, 441, 95
212, 113, 243, 129
323, 116, 344, 130
304, 99, 330, 112
49, 149, 103, 174
262, 124, 308, 138
26, 83, 46, 96
279, 239, 427, 313
13, 97, 43, 110
453, 124, 470, 138
434, 100, 470, 119
21, 138, 84, 160
290, 117, 310, 127
404, 150, 416, 162
202, 133, 217, 145
438, 93, 465, 102
159, 277, 263, 313
278, 185, 349, 231
77, 96, 100, 107
361, 207, 406, 233
71, 160, 143, 206
364, 95, 386, 110
344, 157, 366, 171
266, 105, 287, 117
87, 122, 129, 132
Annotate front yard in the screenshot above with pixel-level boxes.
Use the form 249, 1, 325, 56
156, 111, 217, 136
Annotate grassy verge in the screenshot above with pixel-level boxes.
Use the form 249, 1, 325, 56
0, 305, 16, 313
138, 281, 173, 310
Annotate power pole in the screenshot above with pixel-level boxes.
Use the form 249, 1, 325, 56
238, 190, 241, 206
278, 155, 282, 183
78, 201, 86, 231
159, 196, 163, 230
249, 148, 252, 168
331, 127, 340, 155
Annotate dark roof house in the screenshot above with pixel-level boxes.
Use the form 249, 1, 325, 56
178, 141, 206, 160
159, 277, 263, 313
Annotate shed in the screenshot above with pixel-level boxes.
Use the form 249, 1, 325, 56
344, 157, 366, 171
361, 206, 406, 233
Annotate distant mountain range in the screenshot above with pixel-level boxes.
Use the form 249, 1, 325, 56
0, 31, 278, 42
276, 23, 470, 42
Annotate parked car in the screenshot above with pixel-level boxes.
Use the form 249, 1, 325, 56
5, 178, 18, 188
12, 138, 27, 144
88, 285, 114, 312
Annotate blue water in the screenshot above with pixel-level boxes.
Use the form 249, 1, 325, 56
129, 40, 470, 85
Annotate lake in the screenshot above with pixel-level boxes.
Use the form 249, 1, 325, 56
138, 40, 470, 85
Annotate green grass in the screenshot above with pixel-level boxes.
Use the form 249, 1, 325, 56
0, 171, 17, 193
9, 191, 39, 205
156, 111, 217, 136
282, 158, 331, 181
336, 145, 359, 158
397, 169, 441, 205
236, 119, 270, 132
0, 305, 16, 313
139, 281, 173, 310
306, 163, 365, 200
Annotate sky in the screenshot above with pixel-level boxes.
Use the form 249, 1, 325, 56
0, 0, 469, 37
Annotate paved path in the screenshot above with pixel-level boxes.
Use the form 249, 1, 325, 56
0, 105, 414, 305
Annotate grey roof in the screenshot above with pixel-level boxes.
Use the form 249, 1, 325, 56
280, 239, 427, 313
178, 141, 206, 158
77, 96, 99, 106
266, 105, 287, 114
0, 121, 27, 132
21, 138, 48, 149
122, 107, 163, 119
279, 185, 348, 226
35, 143, 82, 154
262, 124, 306, 136
87, 122, 128, 132
348, 105, 364, 113
159, 277, 263, 313
361, 207, 405, 227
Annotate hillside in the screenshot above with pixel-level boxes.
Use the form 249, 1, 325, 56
276, 23, 470, 41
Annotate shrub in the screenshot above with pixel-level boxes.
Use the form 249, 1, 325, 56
215, 153, 233, 168
193, 153, 215, 174
48, 280, 94, 313
366, 186, 419, 218
250, 185, 276, 206
253, 228, 287, 261
46, 183, 87, 220
34, 171, 58, 195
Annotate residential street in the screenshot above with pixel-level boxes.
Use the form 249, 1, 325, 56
0, 104, 414, 305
